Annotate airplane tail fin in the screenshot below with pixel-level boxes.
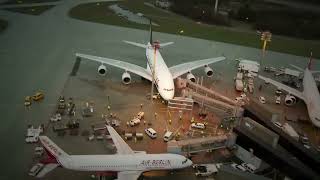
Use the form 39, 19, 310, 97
149, 19, 174, 48
123, 19, 173, 48
36, 136, 70, 177
39, 136, 69, 159
308, 51, 313, 70
149, 19, 153, 44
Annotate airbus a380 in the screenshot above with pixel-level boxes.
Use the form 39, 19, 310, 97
35, 126, 192, 179
258, 55, 320, 127
76, 23, 225, 100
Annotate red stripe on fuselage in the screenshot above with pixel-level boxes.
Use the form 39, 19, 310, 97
40, 148, 58, 164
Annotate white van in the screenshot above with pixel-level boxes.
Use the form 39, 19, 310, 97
29, 163, 44, 176
136, 111, 144, 120
145, 128, 157, 139
129, 118, 140, 126
163, 131, 173, 142
191, 122, 206, 129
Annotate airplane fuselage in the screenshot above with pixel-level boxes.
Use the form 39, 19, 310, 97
59, 153, 191, 172
145, 43, 175, 100
302, 69, 320, 127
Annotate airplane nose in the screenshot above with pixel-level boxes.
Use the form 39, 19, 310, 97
161, 91, 174, 101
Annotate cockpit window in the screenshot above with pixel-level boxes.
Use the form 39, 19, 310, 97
182, 159, 188, 164
163, 88, 173, 91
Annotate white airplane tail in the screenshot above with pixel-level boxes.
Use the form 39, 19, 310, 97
35, 136, 71, 177
123, 19, 174, 49
123, 40, 174, 48
39, 136, 69, 159
308, 51, 313, 70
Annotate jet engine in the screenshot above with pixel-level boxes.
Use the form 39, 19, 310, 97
285, 94, 296, 106
98, 64, 107, 75
204, 65, 213, 77
122, 72, 131, 85
187, 72, 196, 82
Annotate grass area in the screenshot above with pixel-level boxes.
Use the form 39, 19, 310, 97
6, 5, 54, 15
0, 19, 8, 33
69, 0, 320, 58
1, 0, 58, 5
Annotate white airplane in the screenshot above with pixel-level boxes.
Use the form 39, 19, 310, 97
36, 125, 192, 179
258, 54, 320, 127
75, 22, 225, 100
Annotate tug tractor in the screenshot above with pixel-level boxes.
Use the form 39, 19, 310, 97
24, 96, 32, 106
32, 91, 44, 101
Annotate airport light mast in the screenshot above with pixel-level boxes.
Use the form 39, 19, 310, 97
258, 31, 272, 71
260, 31, 272, 58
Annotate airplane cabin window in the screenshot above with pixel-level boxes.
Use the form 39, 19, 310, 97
182, 159, 188, 164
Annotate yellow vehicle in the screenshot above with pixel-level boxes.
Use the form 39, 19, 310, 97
24, 96, 32, 106
32, 92, 44, 101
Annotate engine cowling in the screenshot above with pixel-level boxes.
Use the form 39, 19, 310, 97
98, 64, 107, 75
122, 72, 131, 85
285, 94, 296, 106
204, 65, 213, 77
187, 72, 196, 82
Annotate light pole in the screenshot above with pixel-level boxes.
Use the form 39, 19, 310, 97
260, 31, 272, 61
214, 0, 219, 15
107, 95, 111, 116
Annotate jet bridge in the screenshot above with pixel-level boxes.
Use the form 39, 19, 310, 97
167, 134, 234, 155
178, 78, 243, 117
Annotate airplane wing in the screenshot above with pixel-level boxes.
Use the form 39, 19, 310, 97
258, 75, 305, 100
117, 171, 143, 180
36, 163, 60, 178
169, 57, 226, 79
106, 125, 134, 154
76, 53, 152, 81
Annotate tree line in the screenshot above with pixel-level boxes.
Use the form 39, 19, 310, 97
169, 0, 320, 40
